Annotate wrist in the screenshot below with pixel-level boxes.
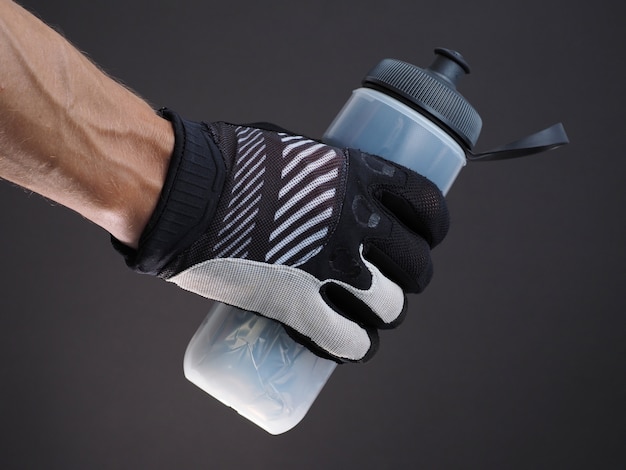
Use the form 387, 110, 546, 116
112, 110, 175, 248
113, 109, 226, 275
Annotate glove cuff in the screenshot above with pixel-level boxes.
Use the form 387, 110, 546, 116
112, 108, 226, 275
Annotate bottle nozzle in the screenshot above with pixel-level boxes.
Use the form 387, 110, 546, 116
428, 48, 471, 88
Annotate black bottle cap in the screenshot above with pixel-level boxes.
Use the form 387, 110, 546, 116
362, 48, 482, 149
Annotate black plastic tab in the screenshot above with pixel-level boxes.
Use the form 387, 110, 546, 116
467, 123, 569, 161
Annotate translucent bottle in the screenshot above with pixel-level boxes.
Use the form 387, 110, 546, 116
183, 48, 568, 434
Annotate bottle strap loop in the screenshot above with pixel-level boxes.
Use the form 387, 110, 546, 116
467, 123, 569, 162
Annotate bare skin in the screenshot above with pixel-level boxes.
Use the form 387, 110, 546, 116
0, 0, 174, 247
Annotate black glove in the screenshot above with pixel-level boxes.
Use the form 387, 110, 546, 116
113, 108, 449, 363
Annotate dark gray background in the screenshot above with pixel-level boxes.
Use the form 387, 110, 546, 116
1, 0, 624, 468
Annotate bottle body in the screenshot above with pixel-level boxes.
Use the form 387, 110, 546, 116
183, 303, 336, 435
183, 87, 465, 435
324, 88, 465, 195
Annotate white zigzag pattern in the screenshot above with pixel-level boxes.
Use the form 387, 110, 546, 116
266, 135, 339, 267
214, 127, 265, 258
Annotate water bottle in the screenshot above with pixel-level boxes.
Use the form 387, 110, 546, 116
183, 48, 568, 434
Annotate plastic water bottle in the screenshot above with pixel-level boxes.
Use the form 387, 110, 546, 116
182, 48, 568, 434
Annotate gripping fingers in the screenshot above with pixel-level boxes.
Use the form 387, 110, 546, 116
360, 152, 450, 248
365, 225, 435, 294
166, 254, 404, 362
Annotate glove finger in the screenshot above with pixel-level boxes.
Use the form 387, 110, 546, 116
364, 223, 435, 295
283, 316, 379, 364
322, 245, 408, 330
376, 172, 449, 248
166, 255, 380, 363
359, 151, 449, 247
282, 297, 378, 363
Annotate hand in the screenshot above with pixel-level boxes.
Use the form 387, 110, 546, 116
114, 109, 449, 363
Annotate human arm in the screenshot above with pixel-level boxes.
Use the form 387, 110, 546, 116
0, 0, 449, 362
0, 0, 174, 247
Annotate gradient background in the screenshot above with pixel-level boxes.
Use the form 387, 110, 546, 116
1, 0, 624, 468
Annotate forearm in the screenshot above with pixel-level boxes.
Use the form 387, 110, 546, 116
0, 0, 174, 247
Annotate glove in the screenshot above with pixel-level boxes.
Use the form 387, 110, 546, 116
113, 108, 449, 363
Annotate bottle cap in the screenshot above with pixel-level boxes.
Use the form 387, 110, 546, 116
363, 48, 482, 149
363, 48, 569, 161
